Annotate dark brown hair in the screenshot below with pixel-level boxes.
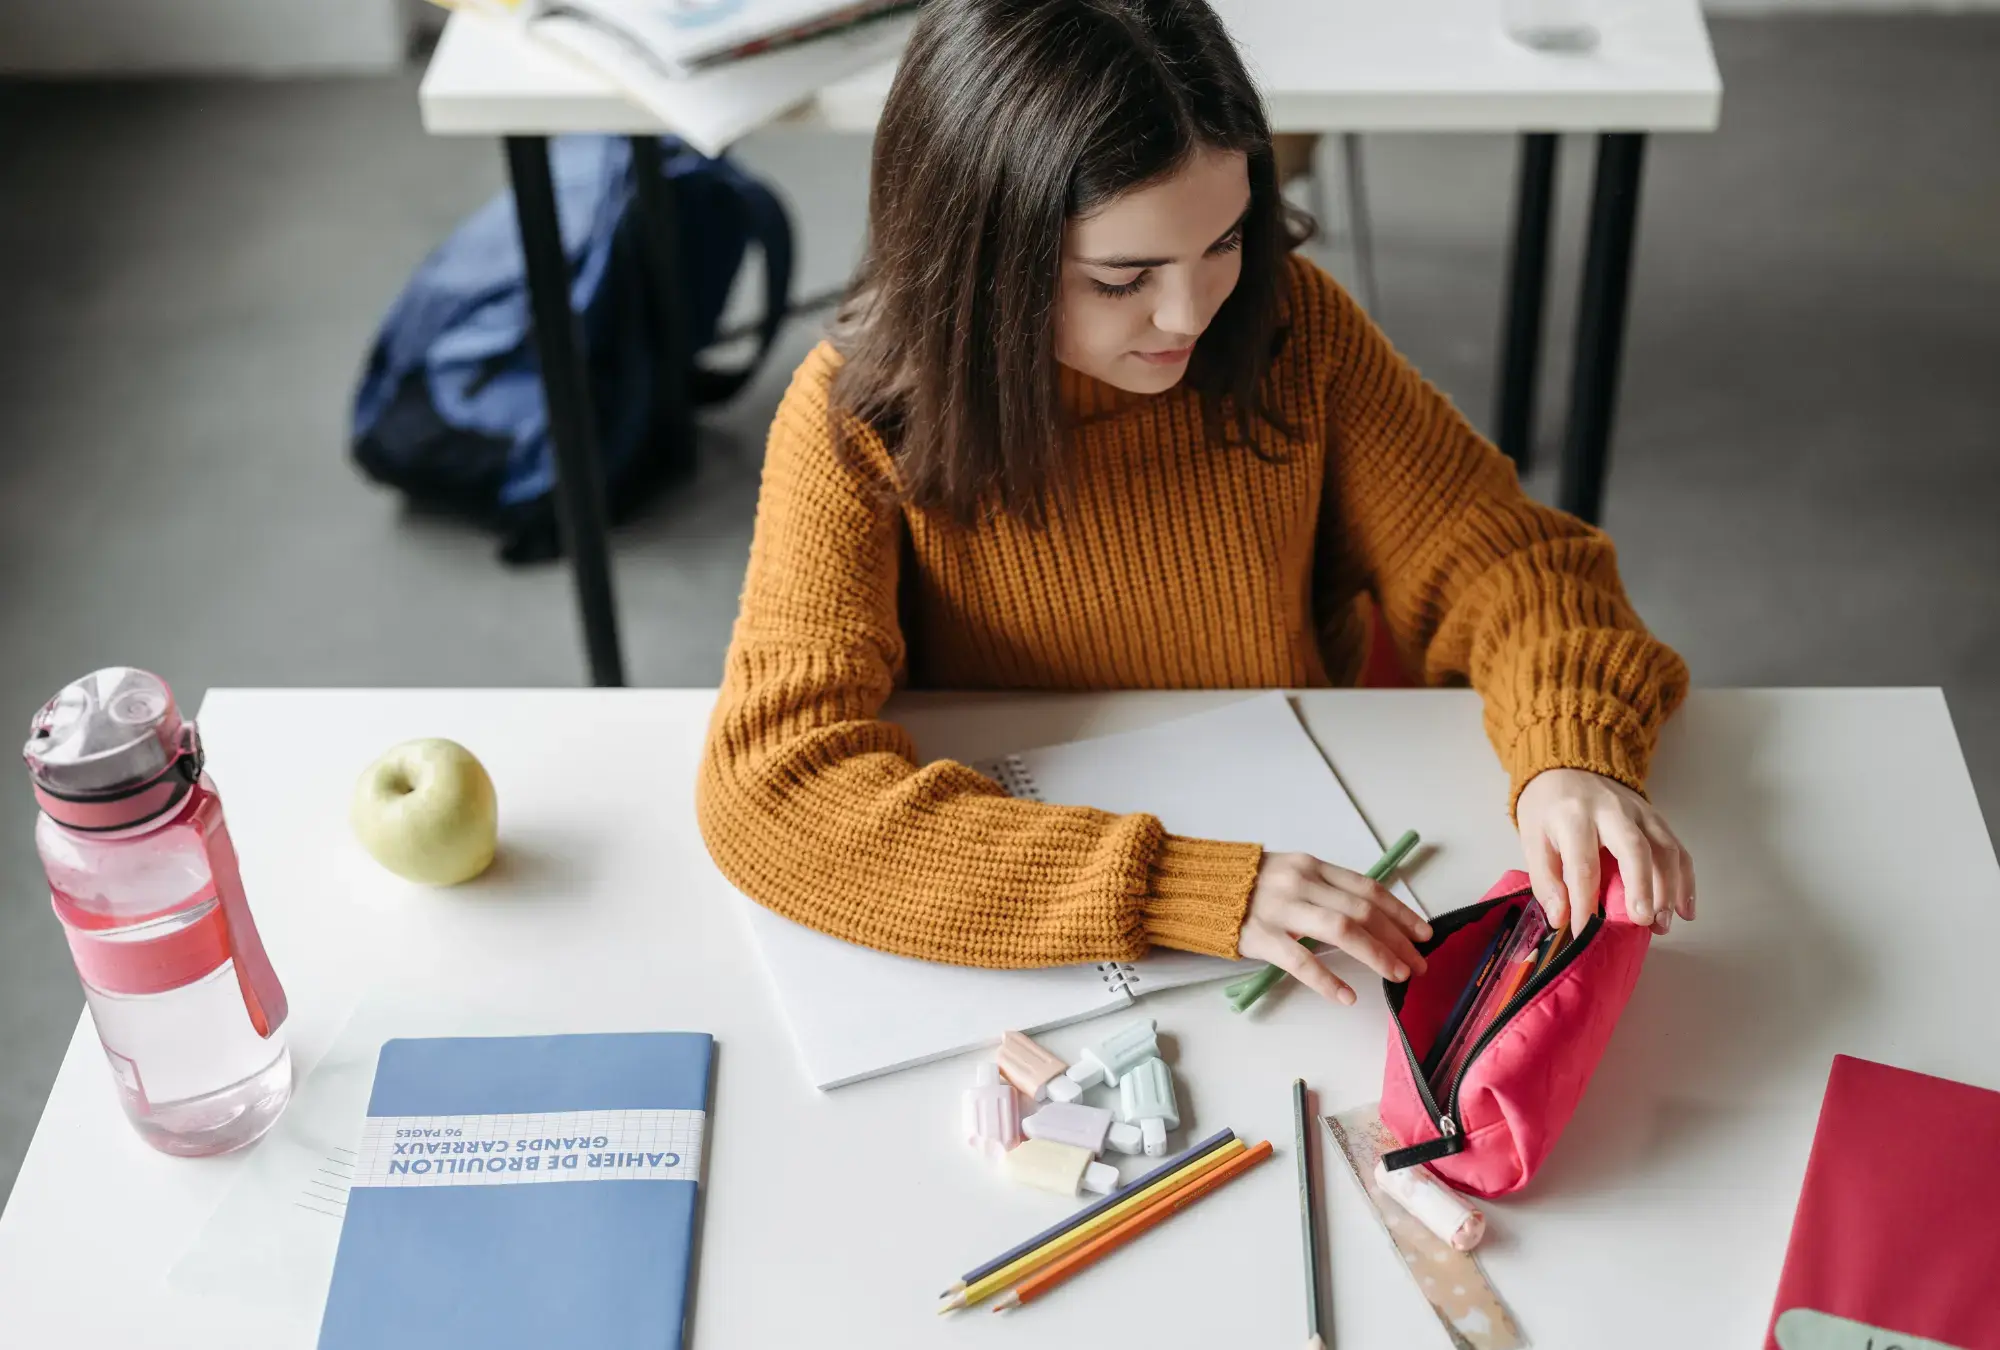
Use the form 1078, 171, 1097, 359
830, 0, 1305, 524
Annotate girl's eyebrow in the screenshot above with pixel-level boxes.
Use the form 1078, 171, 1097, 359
1076, 204, 1252, 269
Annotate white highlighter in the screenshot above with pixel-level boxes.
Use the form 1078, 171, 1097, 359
1373, 1160, 1486, 1252
1022, 1101, 1143, 1156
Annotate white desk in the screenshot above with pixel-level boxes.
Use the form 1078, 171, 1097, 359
3, 688, 1995, 1346
416, 2, 1722, 687
420, 0, 1723, 134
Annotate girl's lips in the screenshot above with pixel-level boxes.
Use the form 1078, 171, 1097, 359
1133, 344, 1195, 365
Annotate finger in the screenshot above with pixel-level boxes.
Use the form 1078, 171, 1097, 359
1303, 882, 1428, 975
1522, 825, 1569, 934
1552, 815, 1601, 938
1648, 832, 1681, 934
1644, 819, 1695, 921
1283, 897, 1414, 983
1317, 862, 1432, 941
1603, 819, 1654, 926
1273, 936, 1355, 1006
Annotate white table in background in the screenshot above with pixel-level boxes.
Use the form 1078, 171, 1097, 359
2, 686, 1994, 1346
416, 0, 1723, 687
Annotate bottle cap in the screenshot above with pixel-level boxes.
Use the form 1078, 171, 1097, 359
24, 668, 202, 831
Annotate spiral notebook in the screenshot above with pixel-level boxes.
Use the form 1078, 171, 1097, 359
738, 693, 1421, 1089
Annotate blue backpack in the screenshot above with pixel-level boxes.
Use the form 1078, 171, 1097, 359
352, 135, 793, 563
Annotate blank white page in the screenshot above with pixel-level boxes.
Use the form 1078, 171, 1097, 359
738, 692, 1420, 1089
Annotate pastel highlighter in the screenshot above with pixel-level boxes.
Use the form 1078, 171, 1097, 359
1065, 1018, 1160, 1091
963, 1062, 1022, 1158
1004, 1138, 1119, 1198
1117, 1055, 1181, 1157
1373, 1160, 1486, 1251
1022, 1101, 1143, 1156
997, 1030, 1082, 1103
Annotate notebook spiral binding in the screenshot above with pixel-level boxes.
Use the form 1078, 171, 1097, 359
978, 756, 1143, 996
978, 754, 1042, 802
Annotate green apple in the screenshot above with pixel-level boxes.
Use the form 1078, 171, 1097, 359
350, 739, 498, 885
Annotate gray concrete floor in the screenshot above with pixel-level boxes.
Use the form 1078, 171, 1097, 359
2, 16, 1996, 1204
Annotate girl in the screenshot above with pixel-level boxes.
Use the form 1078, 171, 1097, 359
697, 0, 1693, 1007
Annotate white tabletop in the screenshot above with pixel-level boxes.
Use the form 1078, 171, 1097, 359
420, 0, 1722, 140
3, 687, 1994, 1347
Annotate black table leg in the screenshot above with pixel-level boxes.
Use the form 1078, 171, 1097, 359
504, 135, 626, 688
1493, 132, 1559, 470
1558, 133, 1648, 525
627, 137, 696, 478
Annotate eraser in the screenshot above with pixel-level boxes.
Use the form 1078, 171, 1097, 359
1075, 1018, 1159, 1088
1022, 1101, 1117, 1155
1117, 1056, 1180, 1157
1004, 1138, 1107, 1198
997, 1030, 1070, 1101
963, 1061, 1021, 1158
1374, 1160, 1486, 1251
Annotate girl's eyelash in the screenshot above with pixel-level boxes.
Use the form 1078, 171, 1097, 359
1088, 228, 1243, 299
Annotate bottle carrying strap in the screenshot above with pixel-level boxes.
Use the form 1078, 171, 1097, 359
193, 794, 287, 1039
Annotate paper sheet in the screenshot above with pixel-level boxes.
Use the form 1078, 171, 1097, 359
168, 984, 547, 1328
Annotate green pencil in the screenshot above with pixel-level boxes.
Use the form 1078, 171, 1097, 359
1293, 1078, 1327, 1348
1228, 829, 1420, 1013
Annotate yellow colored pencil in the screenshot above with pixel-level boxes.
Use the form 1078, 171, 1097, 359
937, 1138, 1249, 1312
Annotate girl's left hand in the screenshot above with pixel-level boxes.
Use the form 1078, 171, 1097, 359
1515, 768, 1694, 938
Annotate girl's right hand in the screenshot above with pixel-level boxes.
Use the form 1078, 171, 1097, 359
1237, 852, 1433, 1006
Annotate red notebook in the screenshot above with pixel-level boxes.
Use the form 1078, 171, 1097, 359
1767, 1055, 2000, 1350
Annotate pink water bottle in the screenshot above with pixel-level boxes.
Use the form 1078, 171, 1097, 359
24, 668, 291, 1156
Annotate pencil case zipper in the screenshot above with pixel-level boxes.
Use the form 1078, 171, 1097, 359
1381, 889, 1605, 1172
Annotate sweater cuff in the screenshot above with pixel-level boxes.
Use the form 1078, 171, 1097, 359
1506, 718, 1650, 819
1142, 835, 1263, 959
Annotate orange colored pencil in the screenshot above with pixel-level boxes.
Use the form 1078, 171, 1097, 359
991, 1140, 1276, 1312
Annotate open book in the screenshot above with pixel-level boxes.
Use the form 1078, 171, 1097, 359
737, 693, 1423, 1089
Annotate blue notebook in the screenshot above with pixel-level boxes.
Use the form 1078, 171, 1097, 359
317, 1032, 715, 1350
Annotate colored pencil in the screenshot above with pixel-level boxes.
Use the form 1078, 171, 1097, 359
938, 1128, 1237, 1298
991, 1140, 1277, 1311
1294, 1080, 1327, 1346
1228, 829, 1421, 1012
938, 1139, 1249, 1312
1419, 906, 1521, 1080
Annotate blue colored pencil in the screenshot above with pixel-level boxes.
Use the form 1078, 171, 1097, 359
939, 1128, 1238, 1296
1419, 908, 1518, 1081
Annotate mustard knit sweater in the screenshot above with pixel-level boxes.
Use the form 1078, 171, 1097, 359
697, 256, 1687, 969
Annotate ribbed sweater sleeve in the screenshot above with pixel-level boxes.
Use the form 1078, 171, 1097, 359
694, 352, 1261, 967
1314, 274, 1690, 812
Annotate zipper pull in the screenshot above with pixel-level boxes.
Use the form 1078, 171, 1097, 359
1382, 1116, 1465, 1173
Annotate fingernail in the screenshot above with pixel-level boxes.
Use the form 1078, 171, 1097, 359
1415, 922, 1433, 940
1688, 892, 1698, 920
1392, 963, 1409, 981
1661, 911, 1673, 932
1338, 987, 1356, 1006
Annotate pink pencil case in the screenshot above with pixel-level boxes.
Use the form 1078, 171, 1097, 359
1379, 857, 1651, 1198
